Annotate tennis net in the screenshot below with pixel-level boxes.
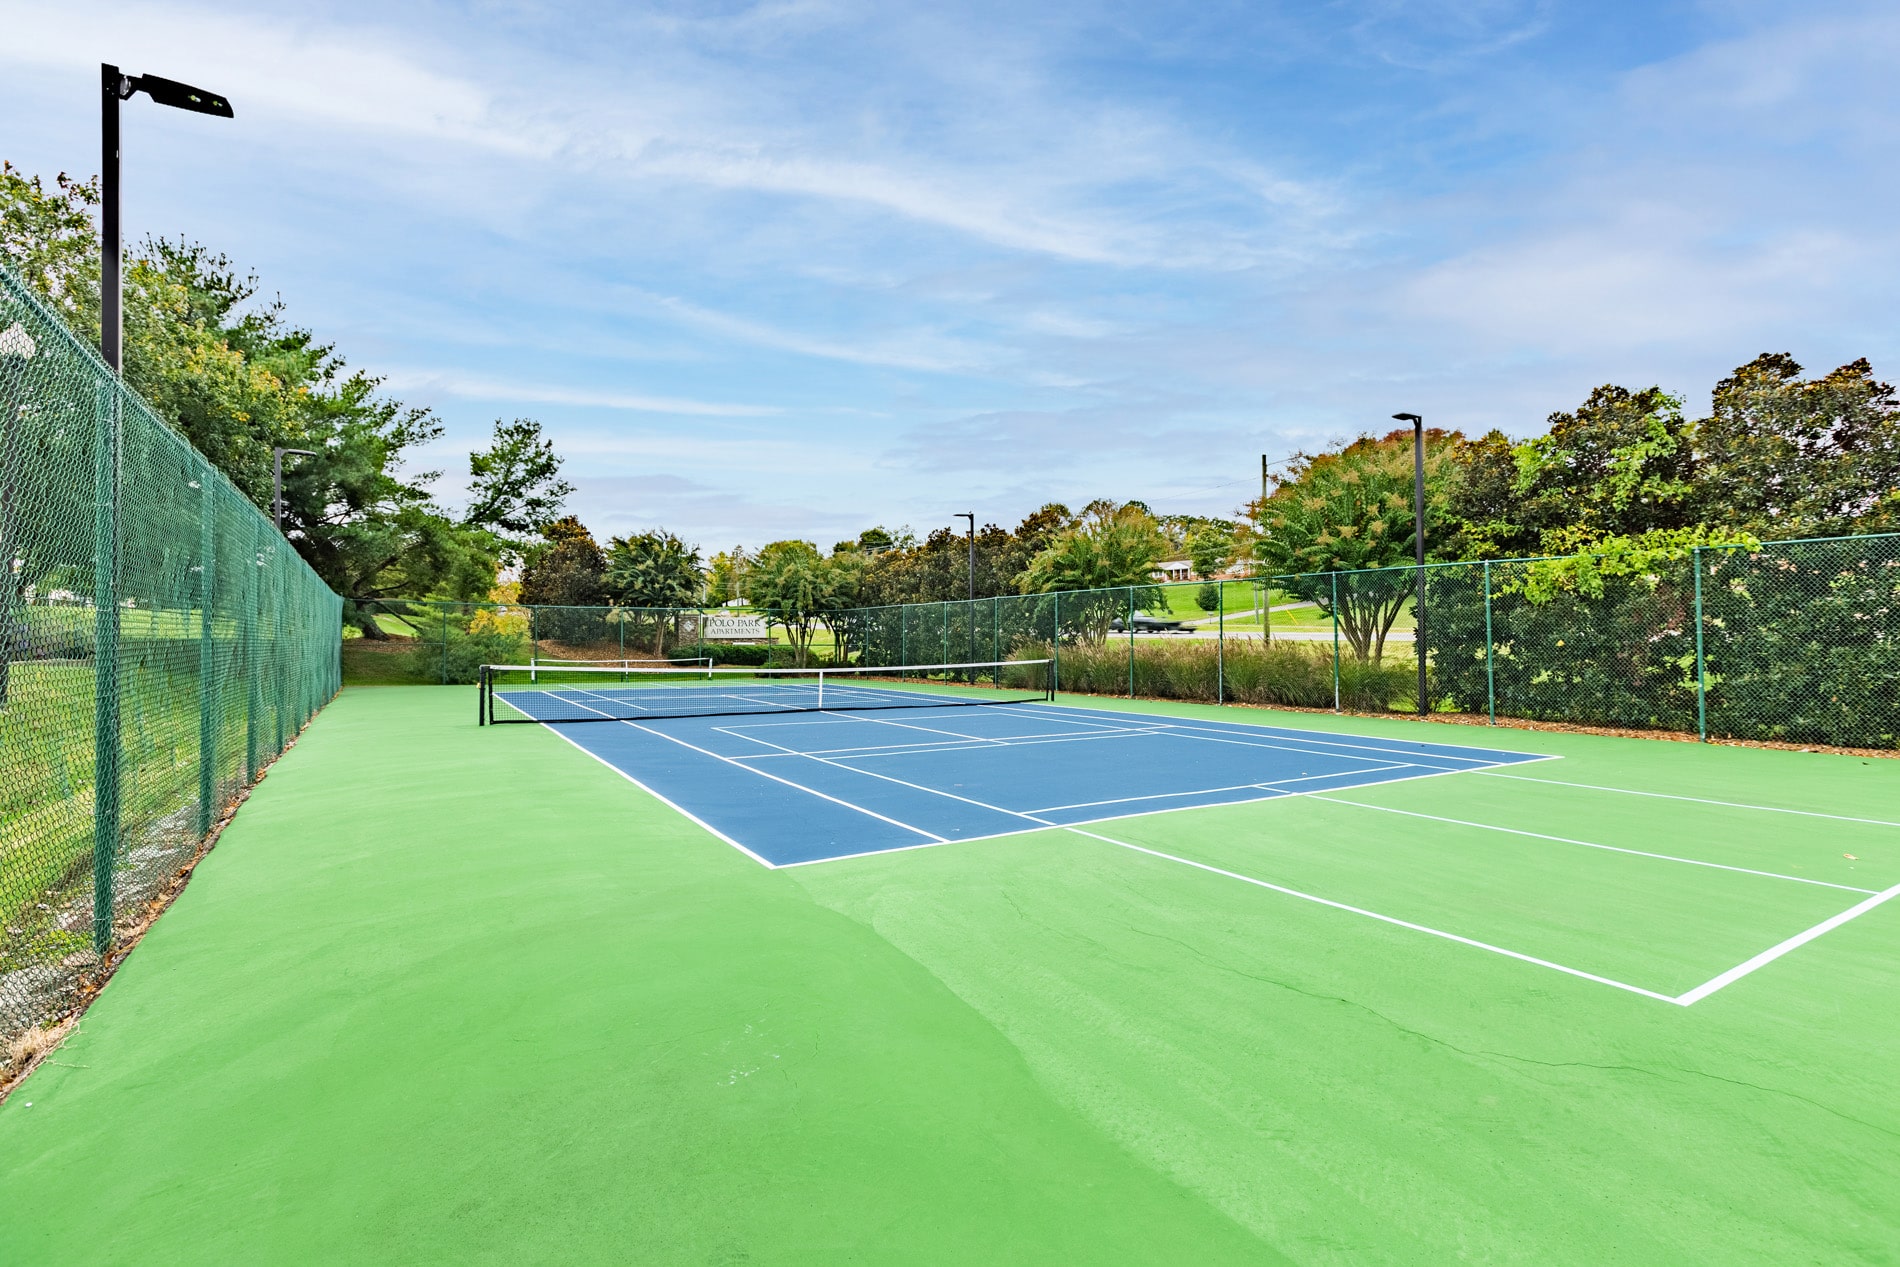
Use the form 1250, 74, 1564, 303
479, 658, 1054, 724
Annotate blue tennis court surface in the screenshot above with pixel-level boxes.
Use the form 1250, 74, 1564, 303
541, 700, 1555, 867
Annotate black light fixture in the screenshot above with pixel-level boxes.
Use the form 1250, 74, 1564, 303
100, 64, 234, 373
1392, 412, 1427, 716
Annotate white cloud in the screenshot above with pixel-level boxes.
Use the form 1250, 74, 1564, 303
384, 369, 779, 417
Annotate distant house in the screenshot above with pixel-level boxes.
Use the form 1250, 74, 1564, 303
1153, 558, 1257, 583
1153, 559, 1193, 582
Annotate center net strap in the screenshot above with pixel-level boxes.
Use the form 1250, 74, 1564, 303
479, 658, 1054, 725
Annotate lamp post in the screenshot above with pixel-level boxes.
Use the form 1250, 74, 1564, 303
274, 447, 317, 534
101, 65, 234, 373
953, 513, 975, 601
954, 512, 975, 678
1392, 412, 1427, 716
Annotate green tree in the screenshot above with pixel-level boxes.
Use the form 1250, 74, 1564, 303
746, 540, 834, 665
1019, 501, 1168, 641
1, 165, 508, 630
520, 516, 606, 608
1186, 525, 1232, 579
1254, 430, 1459, 662
706, 548, 748, 605
1513, 385, 1697, 553
604, 530, 703, 653
464, 418, 573, 559
1695, 354, 1900, 537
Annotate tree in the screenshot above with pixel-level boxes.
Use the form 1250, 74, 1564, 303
1, 165, 509, 632
1018, 501, 1168, 641
1186, 525, 1233, 579
520, 516, 606, 607
746, 540, 834, 666
0, 163, 99, 334
1696, 354, 1900, 538
464, 418, 573, 560
1254, 429, 1459, 662
604, 530, 703, 653
707, 548, 748, 605
1512, 385, 1697, 553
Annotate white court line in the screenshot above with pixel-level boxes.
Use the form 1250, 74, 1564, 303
757, 726, 1176, 758
538, 725, 778, 869
990, 704, 1540, 772
1308, 795, 1877, 895
1062, 828, 1682, 1005
1015, 703, 1541, 763
1023, 764, 1412, 814
727, 725, 1051, 825
612, 720, 948, 843
760, 726, 1179, 763
1675, 884, 1900, 1005
1477, 770, 1900, 830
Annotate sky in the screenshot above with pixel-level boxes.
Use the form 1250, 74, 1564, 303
2, 0, 1896, 553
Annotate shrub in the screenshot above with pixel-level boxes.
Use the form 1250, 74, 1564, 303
1196, 582, 1221, 613
1010, 638, 1416, 712
404, 628, 529, 685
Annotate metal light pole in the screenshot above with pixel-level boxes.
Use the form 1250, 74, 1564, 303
954, 512, 975, 678
954, 512, 975, 600
1393, 412, 1427, 715
93, 64, 231, 963
274, 447, 317, 534
100, 65, 234, 372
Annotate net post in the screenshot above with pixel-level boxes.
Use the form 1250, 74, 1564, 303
1693, 547, 1707, 742
196, 458, 216, 838
92, 378, 121, 958
477, 665, 486, 726
1483, 559, 1495, 726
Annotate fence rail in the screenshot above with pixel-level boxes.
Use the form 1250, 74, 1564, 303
2, 260, 342, 1049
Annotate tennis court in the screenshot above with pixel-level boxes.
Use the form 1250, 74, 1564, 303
4, 683, 1898, 1262
498, 666, 1899, 1008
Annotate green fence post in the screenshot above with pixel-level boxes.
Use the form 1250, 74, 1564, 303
1330, 571, 1341, 712
244, 522, 260, 782
92, 381, 122, 957
1484, 559, 1495, 726
993, 594, 1000, 685
1127, 585, 1135, 698
1693, 546, 1707, 742
440, 601, 449, 684
196, 463, 216, 837
1052, 591, 1060, 695
1217, 579, 1225, 704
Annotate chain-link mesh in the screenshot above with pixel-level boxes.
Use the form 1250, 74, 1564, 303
366, 538, 1900, 753
1, 262, 341, 1047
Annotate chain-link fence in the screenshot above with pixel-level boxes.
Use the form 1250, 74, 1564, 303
2, 262, 341, 1050
389, 534, 1900, 751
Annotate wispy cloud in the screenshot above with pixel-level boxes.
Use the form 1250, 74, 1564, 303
385, 370, 779, 417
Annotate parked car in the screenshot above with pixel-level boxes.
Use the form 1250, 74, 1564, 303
1108, 614, 1188, 633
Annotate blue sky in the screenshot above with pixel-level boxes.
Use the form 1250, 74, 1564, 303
4, 1, 1896, 554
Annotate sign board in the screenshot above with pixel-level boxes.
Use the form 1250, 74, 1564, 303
699, 613, 770, 642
